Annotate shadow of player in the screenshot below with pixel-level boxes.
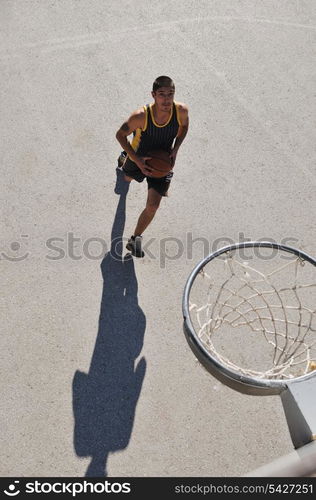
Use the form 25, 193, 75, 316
72, 168, 146, 477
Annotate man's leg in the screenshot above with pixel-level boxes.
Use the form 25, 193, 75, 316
134, 188, 162, 236
126, 188, 162, 257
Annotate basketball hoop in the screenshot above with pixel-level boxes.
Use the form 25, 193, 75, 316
183, 241, 316, 450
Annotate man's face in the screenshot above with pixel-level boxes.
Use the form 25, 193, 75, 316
152, 86, 175, 112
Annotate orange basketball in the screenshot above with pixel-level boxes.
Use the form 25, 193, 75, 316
146, 150, 172, 178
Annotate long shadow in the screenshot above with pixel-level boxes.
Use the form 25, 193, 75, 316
72, 169, 146, 477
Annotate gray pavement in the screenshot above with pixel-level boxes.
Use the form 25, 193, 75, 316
1, 0, 316, 477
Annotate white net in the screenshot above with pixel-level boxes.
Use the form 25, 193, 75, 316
189, 247, 316, 380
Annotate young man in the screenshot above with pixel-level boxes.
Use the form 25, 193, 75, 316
115, 75, 189, 257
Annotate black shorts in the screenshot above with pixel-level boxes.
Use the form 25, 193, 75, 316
123, 158, 173, 197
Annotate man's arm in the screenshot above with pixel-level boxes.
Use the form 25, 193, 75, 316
170, 103, 189, 166
115, 110, 152, 174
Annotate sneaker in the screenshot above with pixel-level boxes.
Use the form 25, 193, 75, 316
117, 151, 127, 170
126, 235, 144, 258
114, 165, 129, 195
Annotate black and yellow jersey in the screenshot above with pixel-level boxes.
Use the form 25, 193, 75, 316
130, 102, 181, 156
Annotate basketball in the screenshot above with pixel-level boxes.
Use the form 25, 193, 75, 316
145, 149, 172, 178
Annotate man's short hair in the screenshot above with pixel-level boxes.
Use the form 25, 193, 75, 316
152, 76, 175, 92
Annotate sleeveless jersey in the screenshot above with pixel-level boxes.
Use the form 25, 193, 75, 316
130, 102, 181, 156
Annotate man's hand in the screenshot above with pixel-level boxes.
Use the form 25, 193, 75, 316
169, 148, 178, 167
135, 157, 153, 176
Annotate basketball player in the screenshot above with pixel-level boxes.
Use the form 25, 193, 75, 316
115, 75, 189, 257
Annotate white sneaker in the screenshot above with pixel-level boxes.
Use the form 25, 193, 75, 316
126, 235, 144, 258
117, 151, 127, 170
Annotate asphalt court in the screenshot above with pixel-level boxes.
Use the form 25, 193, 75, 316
1, 1, 316, 477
